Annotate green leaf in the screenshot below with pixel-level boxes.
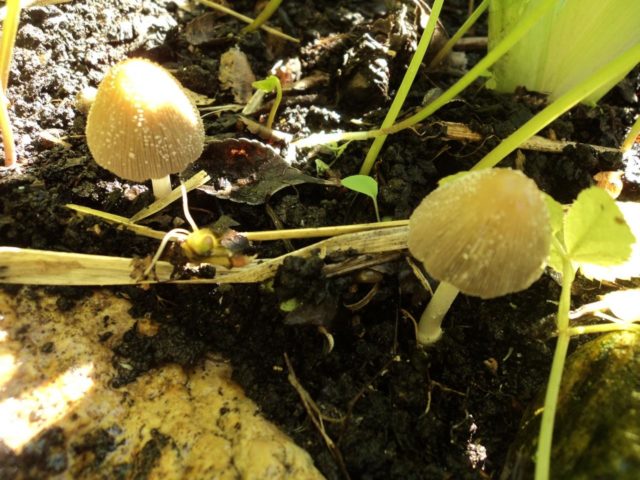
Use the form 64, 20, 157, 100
341, 175, 378, 199
543, 193, 565, 273
315, 159, 331, 175
252, 75, 280, 93
564, 187, 635, 266
543, 193, 564, 235
280, 298, 300, 312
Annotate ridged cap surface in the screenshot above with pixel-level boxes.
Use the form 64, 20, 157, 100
408, 168, 550, 298
86, 58, 204, 181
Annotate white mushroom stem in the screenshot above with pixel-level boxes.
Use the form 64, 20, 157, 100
417, 281, 460, 345
151, 176, 172, 199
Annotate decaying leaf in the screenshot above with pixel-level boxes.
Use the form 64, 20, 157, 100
185, 12, 237, 46
192, 138, 337, 205
219, 48, 256, 103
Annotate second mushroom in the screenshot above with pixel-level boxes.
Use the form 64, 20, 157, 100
408, 168, 551, 345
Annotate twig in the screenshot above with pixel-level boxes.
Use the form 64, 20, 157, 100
0, 226, 409, 285
437, 121, 621, 154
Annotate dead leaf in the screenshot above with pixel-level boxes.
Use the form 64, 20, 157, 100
219, 48, 256, 103
191, 138, 337, 205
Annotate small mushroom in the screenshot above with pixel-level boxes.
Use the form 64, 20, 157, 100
86, 58, 204, 198
408, 168, 551, 345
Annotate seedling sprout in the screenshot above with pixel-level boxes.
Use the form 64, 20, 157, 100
252, 75, 283, 130
341, 175, 381, 222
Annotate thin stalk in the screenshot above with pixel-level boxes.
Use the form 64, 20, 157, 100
0, 0, 20, 90
243, 219, 408, 241
416, 281, 459, 345
242, 0, 282, 34
535, 246, 575, 480
266, 77, 282, 130
197, 0, 298, 43
621, 114, 640, 153
567, 322, 640, 336
428, 0, 489, 69
0, 94, 16, 167
359, 0, 444, 176
0, 0, 20, 167
472, 42, 640, 171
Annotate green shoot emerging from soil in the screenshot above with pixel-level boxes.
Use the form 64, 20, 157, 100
252, 75, 282, 130
341, 175, 380, 222
536, 187, 635, 479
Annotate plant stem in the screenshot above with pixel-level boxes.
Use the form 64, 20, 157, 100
428, 0, 489, 69
266, 76, 282, 130
535, 251, 575, 480
241, 0, 282, 34
472, 42, 640, 171
567, 322, 640, 336
621, 114, 640, 153
359, 0, 444, 176
0, 94, 16, 167
0, 0, 20, 167
416, 281, 460, 345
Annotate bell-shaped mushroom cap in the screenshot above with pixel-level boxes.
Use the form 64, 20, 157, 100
86, 58, 204, 182
408, 168, 550, 299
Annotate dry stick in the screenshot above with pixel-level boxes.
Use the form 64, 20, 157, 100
0, 226, 410, 285
437, 121, 620, 154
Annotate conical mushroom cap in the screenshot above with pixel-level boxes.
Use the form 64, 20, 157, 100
408, 168, 550, 298
86, 58, 204, 182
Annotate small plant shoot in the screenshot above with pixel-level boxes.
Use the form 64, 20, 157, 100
252, 75, 282, 130
341, 175, 381, 222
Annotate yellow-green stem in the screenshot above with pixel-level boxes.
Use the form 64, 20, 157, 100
242, 0, 282, 34
428, 0, 489, 69
0, 0, 20, 167
0, 94, 16, 167
535, 244, 575, 480
621, 114, 640, 153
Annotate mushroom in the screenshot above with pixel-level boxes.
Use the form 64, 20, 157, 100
86, 58, 204, 198
408, 168, 551, 345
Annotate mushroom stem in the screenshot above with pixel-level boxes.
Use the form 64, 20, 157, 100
151, 176, 172, 199
417, 281, 460, 345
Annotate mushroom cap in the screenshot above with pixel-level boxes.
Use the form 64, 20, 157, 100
86, 58, 204, 182
408, 168, 550, 299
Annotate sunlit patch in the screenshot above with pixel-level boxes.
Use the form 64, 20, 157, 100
0, 352, 16, 385
0, 363, 94, 451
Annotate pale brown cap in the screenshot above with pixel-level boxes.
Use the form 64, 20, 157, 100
408, 168, 550, 298
86, 58, 204, 182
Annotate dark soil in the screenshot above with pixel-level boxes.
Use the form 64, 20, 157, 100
1, 1, 638, 479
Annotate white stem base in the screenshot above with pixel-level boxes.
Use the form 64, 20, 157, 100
151, 176, 172, 199
417, 281, 460, 345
